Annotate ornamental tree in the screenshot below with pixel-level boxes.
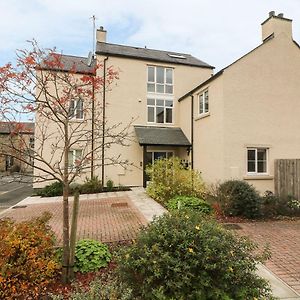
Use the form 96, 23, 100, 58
0, 40, 133, 282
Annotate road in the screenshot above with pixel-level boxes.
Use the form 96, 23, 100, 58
0, 175, 33, 212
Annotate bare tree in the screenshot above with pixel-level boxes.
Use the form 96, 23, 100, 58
0, 40, 133, 282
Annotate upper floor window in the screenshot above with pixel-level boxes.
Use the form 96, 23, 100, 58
147, 66, 173, 94
147, 98, 173, 124
199, 90, 209, 115
69, 99, 83, 120
247, 148, 268, 174
68, 149, 83, 168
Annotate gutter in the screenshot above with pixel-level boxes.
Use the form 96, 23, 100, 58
101, 57, 108, 186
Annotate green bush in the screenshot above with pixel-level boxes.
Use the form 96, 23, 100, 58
37, 181, 63, 197
217, 180, 261, 219
80, 176, 103, 194
117, 211, 273, 300
74, 239, 111, 273
106, 179, 114, 192
0, 212, 60, 298
146, 157, 206, 204
261, 191, 279, 218
167, 195, 212, 214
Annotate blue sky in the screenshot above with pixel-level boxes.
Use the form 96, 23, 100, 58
0, 0, 300, 71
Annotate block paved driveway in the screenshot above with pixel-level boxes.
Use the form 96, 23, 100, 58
237, 220, 300, 294
0, 188, 166, 245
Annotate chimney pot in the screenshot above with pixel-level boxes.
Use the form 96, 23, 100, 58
269, 11, 275, 17
278, 13, 284, 18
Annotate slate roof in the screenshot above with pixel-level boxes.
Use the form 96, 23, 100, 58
96, 42, 214, 68
0, 122, 34, 134
39, 54, 96, 74
134, 126, 191, 146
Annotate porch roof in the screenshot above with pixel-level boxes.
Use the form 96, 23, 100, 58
134, 126, 191, 147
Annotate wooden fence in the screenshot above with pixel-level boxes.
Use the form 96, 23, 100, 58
274, 159, 300, 200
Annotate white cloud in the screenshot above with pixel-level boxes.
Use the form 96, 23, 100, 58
0, 0, 300, 70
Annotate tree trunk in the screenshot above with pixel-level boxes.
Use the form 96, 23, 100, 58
69, 191, 80, 280
62, 181, 70, 283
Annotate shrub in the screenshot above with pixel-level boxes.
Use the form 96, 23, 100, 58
217, 180, 261, 219
0, 212, 60, 298
261, 191, 279, 218
74, 239, 111, 273
106, 179, 114, 192
10, 164, 21, 173
80, 176, 103, 194
146, 157, 206, 204
37, 181, 63, 197
117, 211, 273, 300
167, 195, 212, 214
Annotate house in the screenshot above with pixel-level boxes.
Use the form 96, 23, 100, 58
34, 11, 300, 194
0, 122, 34, 173
179, 11, 300, 193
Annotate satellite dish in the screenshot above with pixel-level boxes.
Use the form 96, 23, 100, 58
87, 51, 94, 66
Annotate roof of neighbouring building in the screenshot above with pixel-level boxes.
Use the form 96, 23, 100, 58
134, 125, 191, 146
39, 54, 96, 74
96, 42, 214, 68
0, 122, 34, 134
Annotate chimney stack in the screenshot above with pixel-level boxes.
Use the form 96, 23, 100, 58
96, 26, 107, 43
261, 11, 292, 41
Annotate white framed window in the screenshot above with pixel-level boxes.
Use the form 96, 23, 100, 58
147, 98, 173, 124
199, 89, 209, 115
247, 148, 268, 174
69, 99, 84, 120
147, 66, 173, 94
68, 149, 83, 168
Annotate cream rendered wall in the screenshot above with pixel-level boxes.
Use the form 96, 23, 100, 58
96, 54, 212, 186
222, 33, 300, 193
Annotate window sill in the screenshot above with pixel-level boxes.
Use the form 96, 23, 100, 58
195, 112, 210, 121
243, 175, 274, 180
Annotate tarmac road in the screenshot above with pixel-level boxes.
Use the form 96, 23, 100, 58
0, 175, 33, 212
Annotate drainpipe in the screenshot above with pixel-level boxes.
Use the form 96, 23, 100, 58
191, 94, 194, 170
91, 73, 95, 178
101, 57, 108, 185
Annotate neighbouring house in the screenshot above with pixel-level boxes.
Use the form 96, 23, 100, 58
0, 122, 35, 173
34, 11, 300, 194
179, 11, 300, 193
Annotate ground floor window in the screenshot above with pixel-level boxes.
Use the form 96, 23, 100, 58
247, 148, 268, 174
146, 151, 174, 165
68, 149, 83, 168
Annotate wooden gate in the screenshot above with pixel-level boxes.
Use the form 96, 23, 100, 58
274, 159, 300, 199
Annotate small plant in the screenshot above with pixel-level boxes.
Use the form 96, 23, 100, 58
146, 157, 206, 204
80, 176, 103, 194
36, 181, 63, 197
106, 179, 114, 192
74, 239, 111, 273
167, 195, 212, 214
0, 212, 60, 298
261, 190, 279, 218
117, 211, 273, 300
217, 180, 261, 219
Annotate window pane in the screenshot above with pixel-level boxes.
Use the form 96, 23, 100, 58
257, 149, 266, 161
156, 67, 164, 83
199, 94, 204, 114
147, 98, 155, 105
69, 100, 75, 118
165, 85, 173, 94
156, 84, 164, 93
166, 108, 173, 123
257, 161, 267, 173
68, 151, 74, 166
247, 149, 256, 161
156, 106, 164, 123
166, 69, 173, 84
204, 91, 209, 113
148, 107, 154, 122
154, 152, 167, 160
147, 83, 155, 92
75, 150, 82, 160
146, 152, 153, 165
76, 100, 83, 119
247, 161, 256, 172
156, 99, 164, 106
165, 100, 173, 107
148, 66, 155, 82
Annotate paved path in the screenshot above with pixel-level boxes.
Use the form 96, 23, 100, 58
0, 188, 166, 245
237, 220, 300, 297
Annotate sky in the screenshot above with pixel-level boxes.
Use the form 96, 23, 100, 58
0, 0, 300, 72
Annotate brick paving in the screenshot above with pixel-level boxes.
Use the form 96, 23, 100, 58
1, 195, 148, 245
237, 220, 300, 294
